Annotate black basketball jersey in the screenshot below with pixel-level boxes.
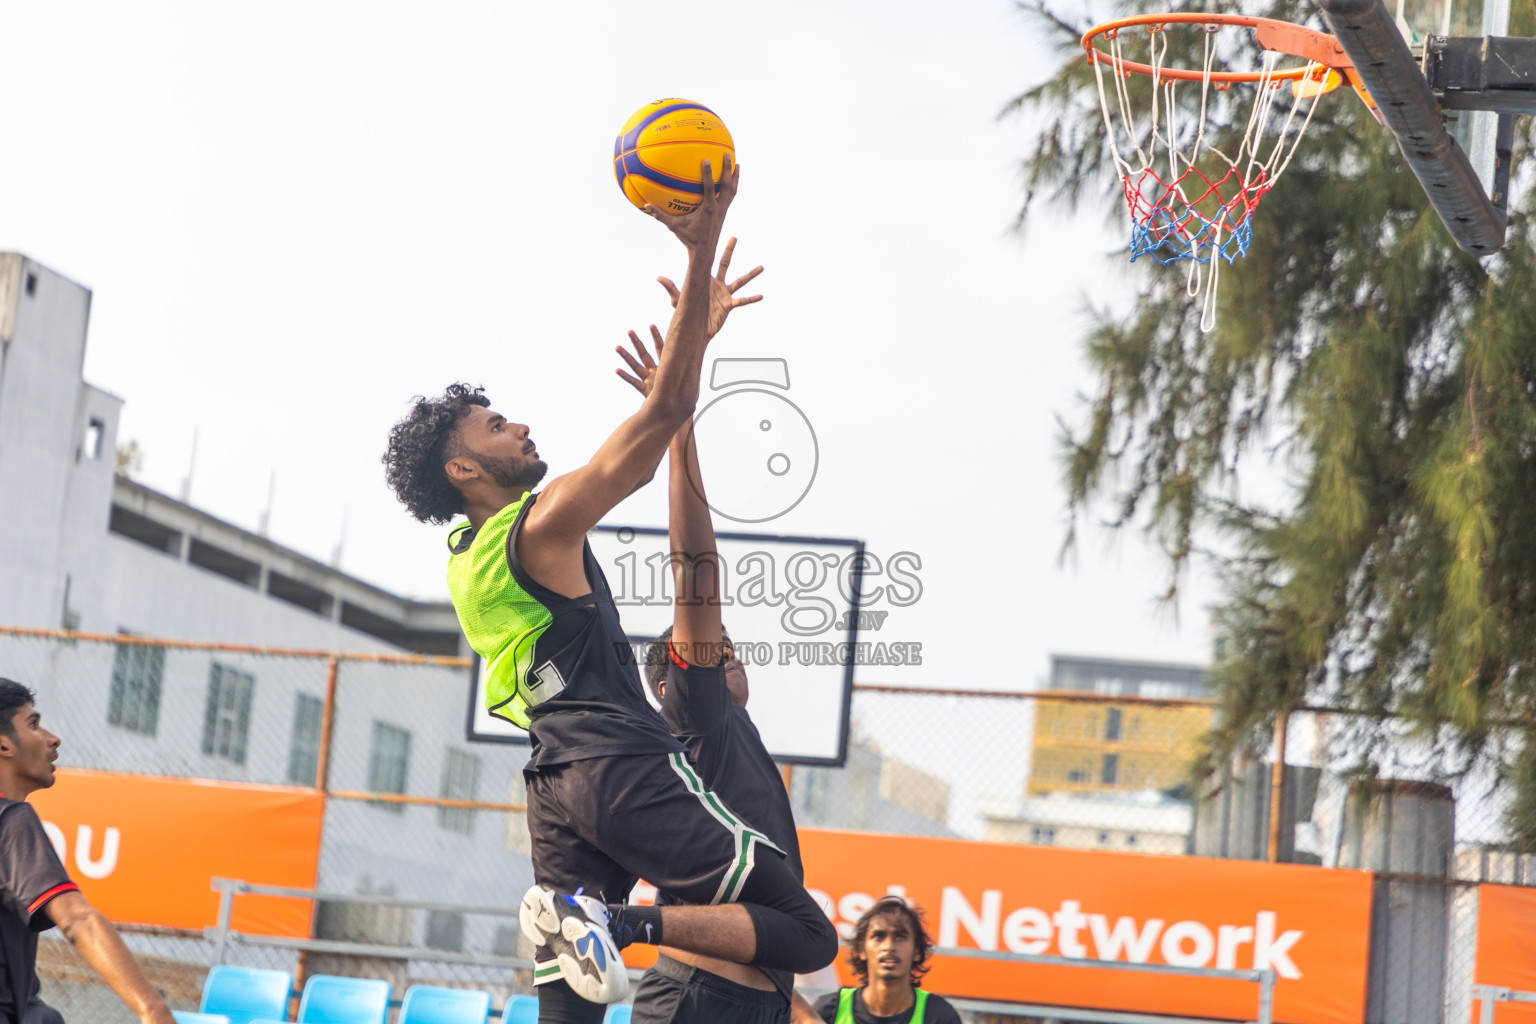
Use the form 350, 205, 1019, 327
451, 493, 684, 770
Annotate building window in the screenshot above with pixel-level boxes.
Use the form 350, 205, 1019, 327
1105, 707, 1122, 741
108, 635, 163, 736
1101, 753, 1119, 785
83, 418, 105, 461
1126, 833, 1139, 847
1066, 769, 1088, 783
439, 749, 479, 835
202, 663, 254, 763
1098, 831, 1111, 844
367, 722, 411, 813
288, 694, 324, 785
1031, 827, 1056, 845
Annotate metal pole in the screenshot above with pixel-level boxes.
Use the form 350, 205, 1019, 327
315, 657, 339, 792
211, 878, 234, 964
1267, 711, 1290, 863
300, 657, 340, 1013
1258, 969, 1275, 1024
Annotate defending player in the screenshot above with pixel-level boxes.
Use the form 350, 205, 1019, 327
381, 164, 837, 1023
0, 679, 177, 1024
814, 897, 961, 1024
614, 328, 823, 1024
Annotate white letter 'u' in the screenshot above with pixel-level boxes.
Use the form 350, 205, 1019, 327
74, 826, 120, 880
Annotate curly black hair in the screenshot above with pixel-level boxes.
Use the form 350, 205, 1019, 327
848, 895, 933, 987
383, 383, 491, 524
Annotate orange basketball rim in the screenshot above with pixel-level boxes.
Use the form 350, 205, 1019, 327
1079, 12, 1380, 332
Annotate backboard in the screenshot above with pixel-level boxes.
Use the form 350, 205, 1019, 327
466, 524, 866, 766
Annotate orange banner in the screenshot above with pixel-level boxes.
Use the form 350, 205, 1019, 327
795, 828, 1372, 1024
27, 769, 324, 936
1474, 885, 1536, 1022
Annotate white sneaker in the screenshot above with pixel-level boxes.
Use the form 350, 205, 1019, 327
519, 885, 629, 1003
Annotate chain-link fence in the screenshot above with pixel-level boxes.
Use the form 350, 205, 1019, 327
2, 626, 1530, 1023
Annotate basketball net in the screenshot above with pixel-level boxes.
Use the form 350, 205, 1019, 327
1090, 26, 1331, 331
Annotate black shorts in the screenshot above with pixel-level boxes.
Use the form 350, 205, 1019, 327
630, 955, 789, 1024
526, 751, 784, 905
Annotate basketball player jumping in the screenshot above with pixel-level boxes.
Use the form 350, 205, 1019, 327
382, 162, 837, 1024
614, 327, 824, 1024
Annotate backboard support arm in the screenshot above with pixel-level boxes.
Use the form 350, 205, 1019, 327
1319, 0, 1508, 253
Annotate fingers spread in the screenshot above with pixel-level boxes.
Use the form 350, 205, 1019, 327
728, 265, 764, 293
717, 238, 737, 281
732, 294, 764, 308
630, 331, 656, 367
649, 324, 665, 347
657, 276, 681, 305
616, 342, 645, 376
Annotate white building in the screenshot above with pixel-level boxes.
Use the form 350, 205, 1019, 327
0, 253, 533, 953
977, 789, 1194, 856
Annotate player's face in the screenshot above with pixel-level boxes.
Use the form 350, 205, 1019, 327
459, 407, 547, 490
722, 642, 749, 706
3, 705, 61, 790
863, 912, 916, 985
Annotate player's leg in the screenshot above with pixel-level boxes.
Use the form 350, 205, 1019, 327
522, 765, 633, 1020
554, 752, 837, 975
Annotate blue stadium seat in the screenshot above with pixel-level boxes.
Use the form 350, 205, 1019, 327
297, 976, 391, 1024
399, 987, 490, 1024
200, 966, 293, 1024
499, 996, 538, 1024
174, 1013, 231, 1024
604, 1007, 632, 1024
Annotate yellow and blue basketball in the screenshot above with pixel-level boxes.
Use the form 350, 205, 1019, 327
613, 99, 735, 215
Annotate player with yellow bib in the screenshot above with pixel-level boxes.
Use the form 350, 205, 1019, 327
814, 897, 961, 1024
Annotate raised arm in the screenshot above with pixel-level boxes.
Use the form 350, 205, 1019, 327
666, 417, 723, 665
516, 161, 736, 595
614, 252, 765, 662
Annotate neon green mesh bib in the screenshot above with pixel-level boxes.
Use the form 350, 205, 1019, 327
445, 496, 552, 729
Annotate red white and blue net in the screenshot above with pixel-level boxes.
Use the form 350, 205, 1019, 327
1090, 23, 1330, 330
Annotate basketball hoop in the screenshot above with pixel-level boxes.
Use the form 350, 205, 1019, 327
1082, 13, 1371, 331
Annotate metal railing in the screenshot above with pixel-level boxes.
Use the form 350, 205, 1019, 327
206, 879, 648, 981
207, 881, 1276, 1023
1473, 984, 1536, 1024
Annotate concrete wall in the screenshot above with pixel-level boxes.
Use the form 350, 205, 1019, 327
0, 254, 118, 630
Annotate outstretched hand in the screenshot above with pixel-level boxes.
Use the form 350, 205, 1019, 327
642, 156, 739, 255
657, 237, 763, 339
615, 326, 665, 398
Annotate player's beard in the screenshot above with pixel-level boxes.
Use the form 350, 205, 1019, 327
478, 453, 548, 491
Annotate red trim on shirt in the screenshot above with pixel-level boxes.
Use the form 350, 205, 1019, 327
28, 881, 79, 915
667, 640, 691, 670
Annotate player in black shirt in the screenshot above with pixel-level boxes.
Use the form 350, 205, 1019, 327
383, 170, 836, 1023
813, 898, 961, 1024
0, 678, 175, 1024
616, 328, 824, 1024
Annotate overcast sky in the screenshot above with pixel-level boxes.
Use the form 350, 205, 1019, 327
0, 0, 1229, 694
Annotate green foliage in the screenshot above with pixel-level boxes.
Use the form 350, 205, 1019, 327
1011, 0, 1536, 822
